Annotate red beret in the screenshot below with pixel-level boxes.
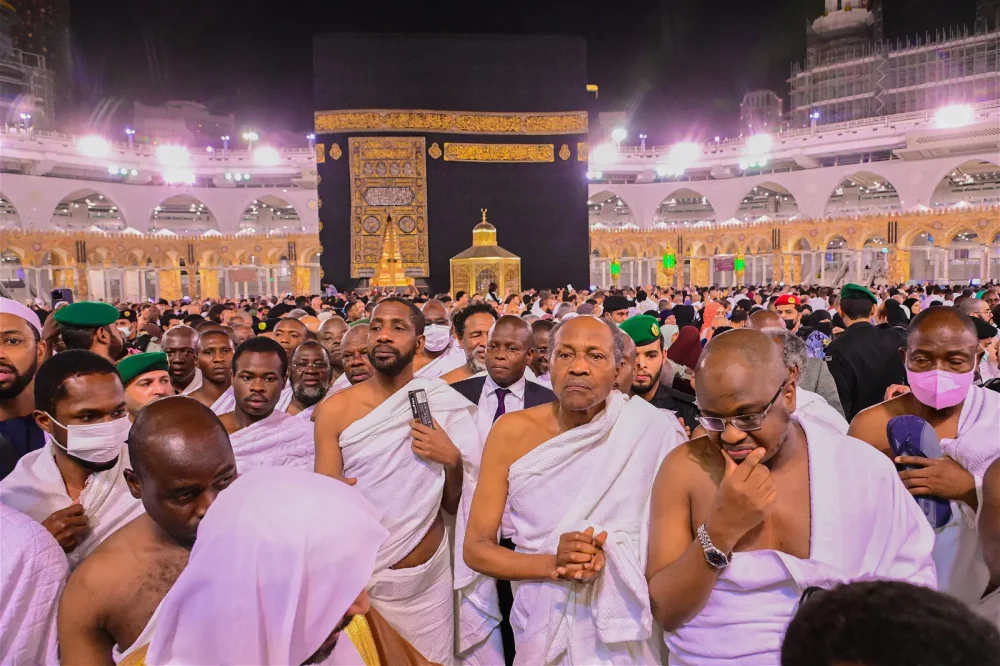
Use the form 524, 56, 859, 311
774, 294, 800, 306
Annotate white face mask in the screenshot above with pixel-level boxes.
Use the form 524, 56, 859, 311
47, 414, 130, 464
117, 326, 131, 338
423, 324, 452, 353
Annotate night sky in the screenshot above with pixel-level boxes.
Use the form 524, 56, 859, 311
67, 0, 980, 143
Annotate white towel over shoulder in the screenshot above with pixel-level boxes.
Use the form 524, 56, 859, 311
227, 410, 314, 472
415, 340, 467, 379
460, 392, 682, 665
665, 418, 937, 665
0, 442, 144, 569
0, 504, 68, 665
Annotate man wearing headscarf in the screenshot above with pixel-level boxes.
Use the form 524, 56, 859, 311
146, 468, 404, 665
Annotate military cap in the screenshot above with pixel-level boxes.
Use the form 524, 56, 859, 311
839, 283, 877, 305
117, 308, 138, 323
255, 317, 281, 335
973, 316, 998, 341
53, 301, 120, 328
603, 295, 631, 313
117, 351, 169, 385
774, 294, 802, 307
619, 314, 662, 347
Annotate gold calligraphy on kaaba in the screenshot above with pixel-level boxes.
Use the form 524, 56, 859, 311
315, 109, 588, 135
577, 142, 588, 161
348, 137, 429, 279
443, 143, 554, 163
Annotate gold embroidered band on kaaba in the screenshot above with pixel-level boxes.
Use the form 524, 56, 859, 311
443, 143, 554, 162
315, 109, 588, 135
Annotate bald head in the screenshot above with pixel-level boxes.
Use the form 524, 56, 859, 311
908, 307, 977, 345
340, 323, 373, 384
748, 310, 785, 332
163, 325, 197, 347
318, 315, 350, 371
696, 328, 787, 397
958, 298, 991, 320
125, 396, 237, 545
421, 299, 450, 326
490, 315, 533, 346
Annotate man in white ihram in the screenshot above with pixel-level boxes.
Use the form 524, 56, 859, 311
315, 298, 484, 665
413, 299, 467, 379
646, 329, 936, 665
462, 316, 685, 664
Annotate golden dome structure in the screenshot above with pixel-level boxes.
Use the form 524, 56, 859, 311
450, 209, 521, 298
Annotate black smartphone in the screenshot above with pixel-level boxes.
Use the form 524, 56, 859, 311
408, 389, 434, 428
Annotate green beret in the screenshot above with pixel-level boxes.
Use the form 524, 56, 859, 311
839, 283, 877, 305
619, 314, 662, 347
349, 318, 370, 328
117, 352, 169, 386
53, 301, 120, 328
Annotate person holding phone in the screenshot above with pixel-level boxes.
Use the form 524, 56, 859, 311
647, 329, 935, 664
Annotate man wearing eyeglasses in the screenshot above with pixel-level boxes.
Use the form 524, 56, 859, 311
647, 328, 936, 665
286, 341, 333, 419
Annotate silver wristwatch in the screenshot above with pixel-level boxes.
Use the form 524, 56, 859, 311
697, 523, 731, 569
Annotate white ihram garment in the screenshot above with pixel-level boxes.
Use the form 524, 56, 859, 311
0, 504, 68, 666
664, 418, 938, 665
340, 377, 482, 666
211, 382, 293, 415
794, 386, 849, 434
111, 599, 163, 664
227, 410, 314, 472
0, 442, 144, 569
146, 469, 387, 666
932, 386, 1000, 626
178, 367, 202, 395
415, 339, 467, 379
455, 392, 683, 665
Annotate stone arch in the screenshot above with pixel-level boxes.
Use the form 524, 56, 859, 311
588, 190, 637, 228
927, 157, 1000, 209
723, 240, 740, 254
150, 195, 220, 235
51, 188, 126, 232
0, 191, 22, 230
788, 237, 811, 252
824, 170, 901, 218
899, 225, 937, 247
237, 192, 305, 235
653, 187, 717, 226
736, 182, 800, 222
300, 246, 323, 264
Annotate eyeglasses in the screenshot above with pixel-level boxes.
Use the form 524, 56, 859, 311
697, 379, 788, 433
292, 361, 330, 371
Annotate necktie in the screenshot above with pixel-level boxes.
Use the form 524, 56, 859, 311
493, 387, 510, 423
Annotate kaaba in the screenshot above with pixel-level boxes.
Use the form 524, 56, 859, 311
313, 34, 590, 293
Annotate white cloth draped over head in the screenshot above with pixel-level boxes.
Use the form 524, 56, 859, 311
794, 386, 849, 434
0, 504, 68, 665
931, 385, 1000, 622
145, 468, 387, 666
414, 339, 467, 379
0, 441, 144, 569
227, 410, 314, 472
340, 377, 480, 665
455, 392, 684, 665
664, 418, 937, 665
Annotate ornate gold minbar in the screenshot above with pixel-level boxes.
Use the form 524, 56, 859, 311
450, 209, 521, 298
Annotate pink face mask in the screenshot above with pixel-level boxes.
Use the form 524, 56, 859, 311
905, 368, 974, 410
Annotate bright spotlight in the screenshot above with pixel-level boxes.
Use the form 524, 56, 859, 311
740, 133, 773, 170
611, 127, 627, 143
591, 143, 618, 165
156, 144, 191, 167
662, 141, 702, 177
587, 170, 603, 180
934, 104, 974, 129
162, 167, 195, 184
253, 145, 280, 166
77, 135, 111, 158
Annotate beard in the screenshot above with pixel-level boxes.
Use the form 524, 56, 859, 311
630, 375, 658, 396
466, 346, 486, 373
292, 382, 328, 407
0, 356, 37, 400
369, 340, 417, 377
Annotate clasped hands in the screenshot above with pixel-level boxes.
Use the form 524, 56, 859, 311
551, 526, 608, 583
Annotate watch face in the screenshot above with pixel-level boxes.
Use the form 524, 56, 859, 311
705, 548, 729, 569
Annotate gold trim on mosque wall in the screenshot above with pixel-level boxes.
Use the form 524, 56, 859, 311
443, 143, 555, 163
314, 109, 588, 135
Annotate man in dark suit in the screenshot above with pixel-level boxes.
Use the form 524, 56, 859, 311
451, 315, 554, 666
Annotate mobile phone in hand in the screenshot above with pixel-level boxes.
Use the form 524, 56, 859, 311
408, 389, 434, 428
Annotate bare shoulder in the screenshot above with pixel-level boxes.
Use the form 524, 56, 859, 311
64, 516, 147, 605
442, 366, 472, 384
486, 404, 555, 464
315, 382, 373, 430
655, 436, 721, 489
847, 398, 904, 453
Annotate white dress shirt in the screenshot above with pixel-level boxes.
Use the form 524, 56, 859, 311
475, 373, 527, 445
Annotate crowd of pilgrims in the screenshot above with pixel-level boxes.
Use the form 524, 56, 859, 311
0, 279, 998, 665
